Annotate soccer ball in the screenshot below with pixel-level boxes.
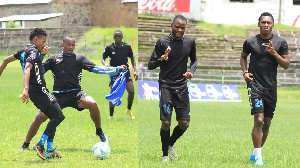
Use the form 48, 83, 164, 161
92, 142, 111, 159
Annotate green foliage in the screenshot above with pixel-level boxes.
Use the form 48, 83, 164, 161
0, 61, 138, 167
138, 86, 300, 167
197, 21, 300, 36
6, 21, 21, 28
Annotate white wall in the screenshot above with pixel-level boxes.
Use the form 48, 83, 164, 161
201, 0, 300, 27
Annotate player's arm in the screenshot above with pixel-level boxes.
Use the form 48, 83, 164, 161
128, 48, 138, 80
240, 51, 253, 82
101, 47, 109, 67
148, 40, 169, 70
40, 46, 51, 61
22, 62, 33, 104
263, 40, 290, 70
0, 55, 17, 76
183, 40, 198, 80
91, 65, 127, 76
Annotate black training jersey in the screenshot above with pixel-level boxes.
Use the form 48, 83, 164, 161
243, 34, 289, 89
148, 34, 197, 85
43, 53, 96, 91
102, 42, 133, 67
14, 44, 46, 91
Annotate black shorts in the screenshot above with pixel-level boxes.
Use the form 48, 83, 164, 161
248, 83, 277, 118
159, 83, 190, 121
53, 90, 90, 111
109, 70, 132, 86
29, 87, 57, 113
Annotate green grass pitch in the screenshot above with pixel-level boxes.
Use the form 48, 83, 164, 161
138, 85, 300, 168
1, 59, 300, 167
0, 60, 138, 167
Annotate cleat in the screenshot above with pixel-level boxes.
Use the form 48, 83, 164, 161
108, 116, 114, 120
98, 132, 108, 144
255, 157, 264, 166
34, 143, 46, 160
162, 156, 169, 162
33, 143, 36, 151
45, 149, 64, 159
250, 153, 255, 161
126, 109, 135, 119
168, 146, 178, 160
19, 145, 29, 151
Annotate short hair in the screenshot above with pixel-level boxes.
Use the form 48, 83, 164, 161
29, 28, 47, 41
258, 12, 274, 24
63, 35, 75, 43
113, 30, 123, 36
172, 15, 187, 24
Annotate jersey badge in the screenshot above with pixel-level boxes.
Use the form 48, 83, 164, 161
29, 51, 36, 60
112, 52, 115, 54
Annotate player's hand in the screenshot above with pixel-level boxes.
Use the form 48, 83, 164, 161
120, 65, 127, 70
183, 72, 193, 80
41, 46, 51, 55
159, 46, 171, 61
134, 71, 138, 80
21, 89, 29, 104
243, 72, 254, 82
104, 63, 109, 67
262, 40, 276, 56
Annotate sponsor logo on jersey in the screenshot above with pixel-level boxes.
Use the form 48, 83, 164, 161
30, 51, 36, 60
112, 52, 115, 54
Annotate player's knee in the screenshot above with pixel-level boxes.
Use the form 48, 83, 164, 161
179, 121, 189, 130
161, 121, 171, 130
255, 116, 264, 127
35, 112, 48, 123
263, 121, 271, 130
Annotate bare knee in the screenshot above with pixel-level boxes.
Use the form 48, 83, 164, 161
178, 120, 189, 131
161, 120, 171, 130
34, 111, 48, 124
254, 115, 264, 128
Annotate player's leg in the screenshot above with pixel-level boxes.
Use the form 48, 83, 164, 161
159, 85, 173, 162
78, 95, 107, 142
169, 86, 190, 160
249, 97, 265, 165
35, 102, 65, 160
125, 80, 135, 119
261, 117, 272, 146
19, 110, 48, 150
261, 102, 275, 147
109, 76, 116, 119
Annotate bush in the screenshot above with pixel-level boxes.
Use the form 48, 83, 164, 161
6, 21, 21, 28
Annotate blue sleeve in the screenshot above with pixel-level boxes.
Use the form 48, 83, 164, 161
91, 65, 121, 76
40, 54, 46, 61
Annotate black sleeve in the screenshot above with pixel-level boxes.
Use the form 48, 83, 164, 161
189, 39, 198, 74
25, 49, 39, 65
80, 55, 96, 71
102, 46, 109, 60
128, 45, 134, 59
279, 39, 289, 55
242, 40, 250, 54
148, 39, 163, 70
43, 56, 52, 73
13, 49, 22, 60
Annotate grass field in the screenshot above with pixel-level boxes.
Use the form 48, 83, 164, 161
138, 85, 300, 168
0, 60, 138, 168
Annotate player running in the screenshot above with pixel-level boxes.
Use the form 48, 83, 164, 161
240, 12, 290, 166
148, 15, 198, 162
101, 30, 137, 120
